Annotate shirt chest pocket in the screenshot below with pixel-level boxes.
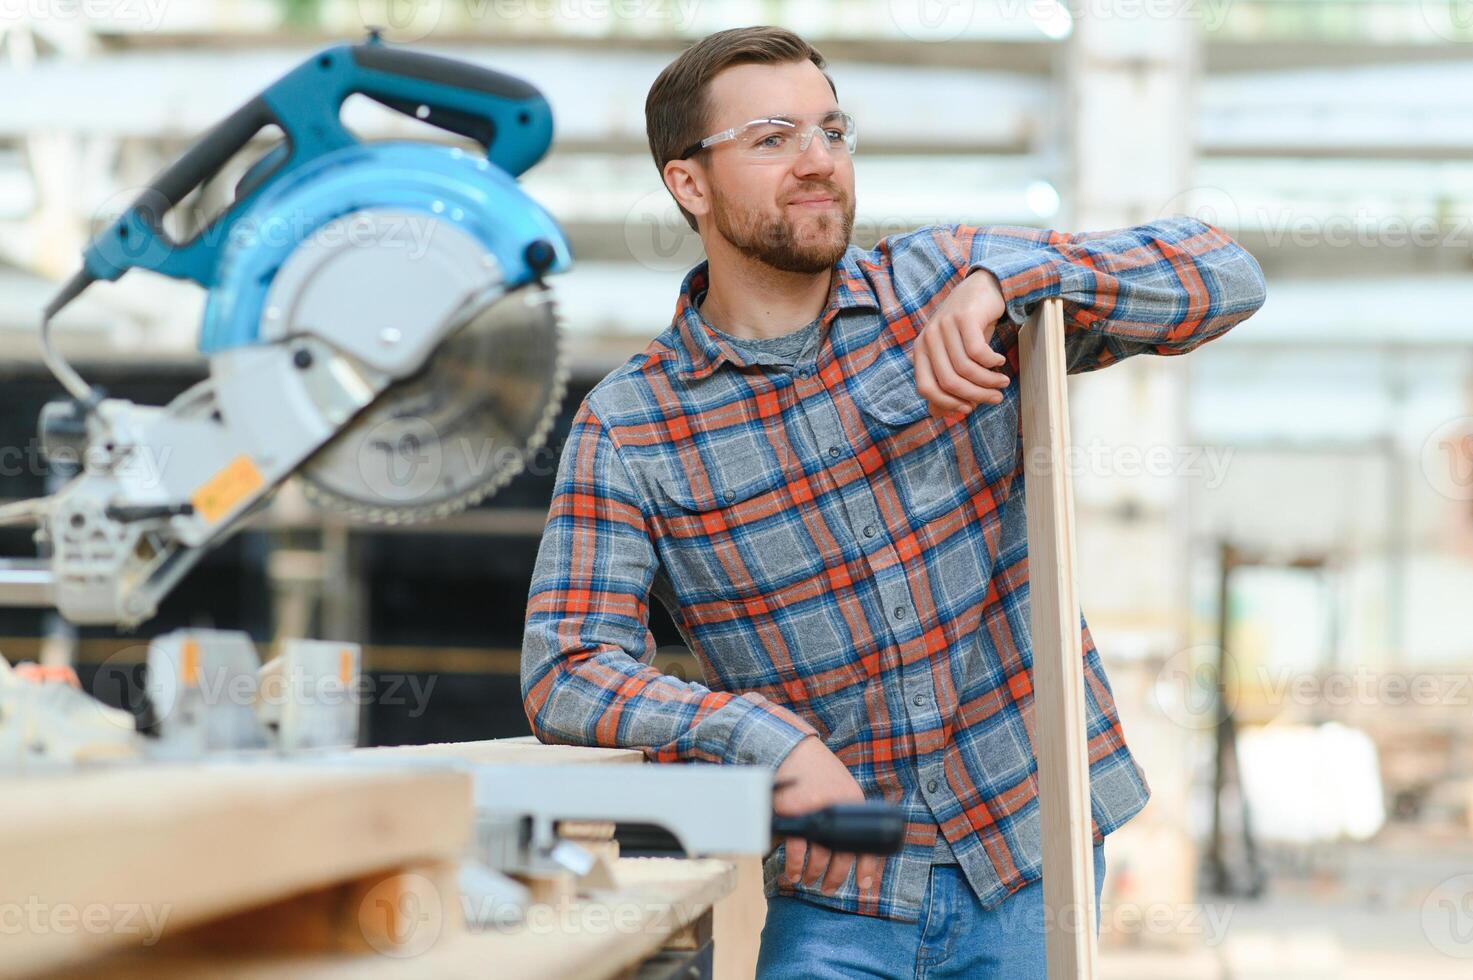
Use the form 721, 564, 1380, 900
648, 453, 807, 605
852, 349, 1002, 527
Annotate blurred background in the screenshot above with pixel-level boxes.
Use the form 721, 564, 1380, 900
0, 0, 1471, 976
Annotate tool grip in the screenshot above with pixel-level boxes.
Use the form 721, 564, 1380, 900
148, 96, 278, 216
771, 803, 906, 856
349, 43, 550, 165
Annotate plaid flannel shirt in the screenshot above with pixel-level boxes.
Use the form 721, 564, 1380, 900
522, 217, 1267, 920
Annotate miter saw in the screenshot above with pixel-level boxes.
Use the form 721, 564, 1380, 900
0, 36, 569, 627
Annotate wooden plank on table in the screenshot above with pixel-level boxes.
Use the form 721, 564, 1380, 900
61, 857, 736, 980
1019, 297, 1098, 980
0, 763, 471, 979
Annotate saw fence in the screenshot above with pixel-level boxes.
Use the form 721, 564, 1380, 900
1020, 297, 1100, 980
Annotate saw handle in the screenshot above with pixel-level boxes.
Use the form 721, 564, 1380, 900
772, 803, 906, 856
348, 43, 547, 159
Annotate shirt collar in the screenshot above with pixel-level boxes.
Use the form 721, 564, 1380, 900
669, 245, 880, 381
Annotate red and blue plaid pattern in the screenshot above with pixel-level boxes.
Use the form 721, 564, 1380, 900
522, 218, 1267, 919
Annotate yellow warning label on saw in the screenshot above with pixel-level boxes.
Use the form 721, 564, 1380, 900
192, 455, 265, 525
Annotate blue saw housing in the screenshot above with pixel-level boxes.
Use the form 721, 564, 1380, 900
197, 141, 570, 353
70, 38, 572, 354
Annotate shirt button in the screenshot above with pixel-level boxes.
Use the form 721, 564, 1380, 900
863, 524, 876, 538
723, 489, 735, 502
926, 779, 939, 793
798, 368, 810, 378
828, 446, 842, 458
893, 605, 907, 620
913, 694, 926, 707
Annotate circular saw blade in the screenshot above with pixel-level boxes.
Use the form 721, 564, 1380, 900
298, 284, 567, 525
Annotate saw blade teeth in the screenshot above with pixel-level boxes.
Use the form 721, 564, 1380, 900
297, 286, 569, 526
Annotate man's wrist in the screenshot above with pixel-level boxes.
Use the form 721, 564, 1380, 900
724, 697, 817, 769
966, 250, 1068, 325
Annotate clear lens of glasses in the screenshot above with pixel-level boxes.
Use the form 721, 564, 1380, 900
723, 112, 857, 159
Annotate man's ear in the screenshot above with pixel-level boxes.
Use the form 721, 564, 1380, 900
663, 158, 711, 224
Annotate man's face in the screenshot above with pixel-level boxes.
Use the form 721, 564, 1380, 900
697, 61, 856, 274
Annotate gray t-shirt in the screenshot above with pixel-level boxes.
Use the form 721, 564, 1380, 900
696, 289, 821, 366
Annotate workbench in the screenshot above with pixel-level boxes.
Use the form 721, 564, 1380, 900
2, 738, 754, 979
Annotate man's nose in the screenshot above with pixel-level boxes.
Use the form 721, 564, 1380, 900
792, 133, 837, 177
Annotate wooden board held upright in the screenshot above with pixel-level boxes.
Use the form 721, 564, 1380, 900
1019, 298, 1098, 980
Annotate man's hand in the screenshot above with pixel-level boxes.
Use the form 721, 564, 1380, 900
910, 268, 1011, 419
773, 735, 884, 895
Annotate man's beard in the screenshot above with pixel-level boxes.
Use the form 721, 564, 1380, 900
711, 184, 855, 274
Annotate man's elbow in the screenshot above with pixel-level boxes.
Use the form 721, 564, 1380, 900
519, 635, 565, 746
1188, 217, 1267, 319
1226, 237, 1268, 319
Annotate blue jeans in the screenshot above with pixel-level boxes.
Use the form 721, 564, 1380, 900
756, 844, 1106, 980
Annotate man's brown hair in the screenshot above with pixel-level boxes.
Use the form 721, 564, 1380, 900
645, 26, 837, 231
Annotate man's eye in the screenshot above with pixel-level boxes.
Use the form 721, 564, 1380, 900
824, 129, 845, 142
757, 132, 788, 149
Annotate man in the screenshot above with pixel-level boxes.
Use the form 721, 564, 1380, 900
522, 25, 1265, 979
